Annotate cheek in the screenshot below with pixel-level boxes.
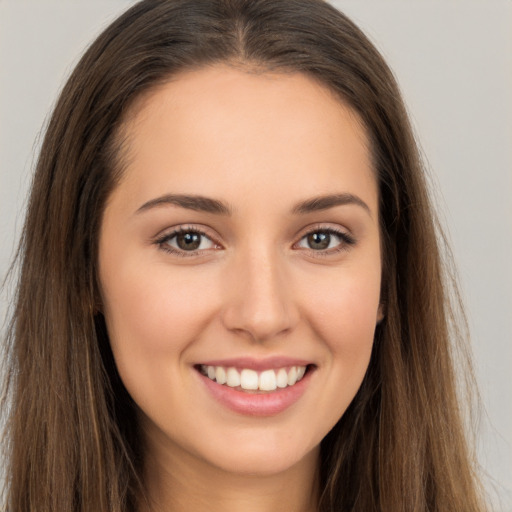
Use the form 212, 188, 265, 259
102, 263, 212, 349
310, 298, 377, 428
300, 262, 380, 399
307, 266, 381, 345
100, 262, 219, 397
100, 264, 223, 422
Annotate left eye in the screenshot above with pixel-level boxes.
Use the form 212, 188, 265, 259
162, 230, 216, 252
297, 230, 347, 251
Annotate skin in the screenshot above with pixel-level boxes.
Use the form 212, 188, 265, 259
98, 65, 383, 512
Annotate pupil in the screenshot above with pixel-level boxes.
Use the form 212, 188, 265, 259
308, 232, 330, 250
177, 232, 201, 250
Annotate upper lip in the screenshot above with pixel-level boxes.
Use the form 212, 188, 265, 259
195, 356, 313, 371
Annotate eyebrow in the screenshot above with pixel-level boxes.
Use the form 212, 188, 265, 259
136, 194, 232, 215
291, 193, 372, 217
136, 192, 371, 217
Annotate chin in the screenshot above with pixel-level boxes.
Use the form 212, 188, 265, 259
192, 431, 321, 478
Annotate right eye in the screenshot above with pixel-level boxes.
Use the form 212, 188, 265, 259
156, 227, 219, 256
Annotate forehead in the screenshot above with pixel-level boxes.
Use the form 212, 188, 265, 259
110, 65, 376, 216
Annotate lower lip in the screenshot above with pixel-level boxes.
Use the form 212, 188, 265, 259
197, 368, 313, 417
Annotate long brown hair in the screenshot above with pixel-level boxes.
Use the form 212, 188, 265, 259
1, 1, 486, 510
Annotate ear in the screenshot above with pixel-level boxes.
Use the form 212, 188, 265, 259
376, 303, 385, 324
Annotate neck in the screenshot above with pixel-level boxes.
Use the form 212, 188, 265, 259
139, 436, 320, 512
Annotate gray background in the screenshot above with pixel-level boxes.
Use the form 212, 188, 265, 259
1, 1, 511, 510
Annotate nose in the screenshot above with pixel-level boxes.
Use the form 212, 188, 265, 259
221, 248, 299, 343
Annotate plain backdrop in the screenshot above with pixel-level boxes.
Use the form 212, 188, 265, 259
1, 1, 511, 510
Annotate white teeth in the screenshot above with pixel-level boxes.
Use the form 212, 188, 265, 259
226, 367, 241, 387
240, 369, 259, 390
287, 366, 298, 386
276, 368, 288, 388
215, 366, 227, 385
201, 364, 308, 391
259, 369, 277, 391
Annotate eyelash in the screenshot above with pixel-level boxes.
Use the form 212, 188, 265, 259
154, 225, 356, 258
154, 226, 218, 257
295, 227, 356, 257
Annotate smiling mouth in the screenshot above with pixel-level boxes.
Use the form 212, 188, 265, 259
197, 364, 311, 393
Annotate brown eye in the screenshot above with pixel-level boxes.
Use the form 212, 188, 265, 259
159, 229, 217, 255
296, 228, 356, 253
176, 232, 202, 250
306, 232, 331, 250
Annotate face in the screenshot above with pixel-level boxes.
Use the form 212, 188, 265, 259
98, 65, 382, 478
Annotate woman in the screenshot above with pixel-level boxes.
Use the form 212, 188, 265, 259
1, 0, 486, 511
